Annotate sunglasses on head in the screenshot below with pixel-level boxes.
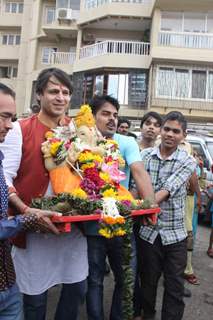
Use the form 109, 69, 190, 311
163, 126, 181, 134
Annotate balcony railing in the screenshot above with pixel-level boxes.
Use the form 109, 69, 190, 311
158, 31, 213, 50
50, 52, 76, 64
80, 40, 150, 59
84, 0, 152, 9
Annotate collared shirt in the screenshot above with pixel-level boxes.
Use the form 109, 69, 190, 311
0, 150, 38, 291
139, 146, 196, 245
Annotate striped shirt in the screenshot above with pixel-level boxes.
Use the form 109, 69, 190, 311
139, 146, 196, 245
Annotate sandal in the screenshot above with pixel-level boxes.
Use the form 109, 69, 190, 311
207, 248, 213, 258
184, 273, 200, 285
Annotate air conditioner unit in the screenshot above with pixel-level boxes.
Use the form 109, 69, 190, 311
56, 8, 73, 20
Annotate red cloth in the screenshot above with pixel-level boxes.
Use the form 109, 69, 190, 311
10, 115, 70, 248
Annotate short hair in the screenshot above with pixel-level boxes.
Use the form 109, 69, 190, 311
0, 82, 15, 99
30, 103, 40, 114
89, 95, 120, 115
35, 68, 73, 96
163, 111, 187, 132
117, 118, 131, 128
140, 111, 162, 128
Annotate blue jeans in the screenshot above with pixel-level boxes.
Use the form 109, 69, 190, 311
23, 280, 87, 320
0, 283, 23, 320
86, 236, 124, 320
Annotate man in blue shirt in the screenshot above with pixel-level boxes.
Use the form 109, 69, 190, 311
85, 95, 154, 320
0, 83, 58, 319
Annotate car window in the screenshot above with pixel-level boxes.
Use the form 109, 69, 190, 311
190, 142, 206, 159
206, 142, 213, 159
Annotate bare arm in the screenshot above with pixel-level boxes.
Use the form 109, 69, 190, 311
189, 171, 201, 212
130, 161, 155, 202
155, 190, 169, 205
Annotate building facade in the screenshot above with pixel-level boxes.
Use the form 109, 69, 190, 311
0, 0, 213, 122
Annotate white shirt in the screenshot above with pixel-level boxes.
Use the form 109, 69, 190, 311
0, 121, 88, 295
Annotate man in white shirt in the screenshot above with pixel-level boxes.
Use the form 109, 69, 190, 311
1, 68, 88, 320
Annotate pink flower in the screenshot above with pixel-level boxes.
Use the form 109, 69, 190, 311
102, 162, 126, 183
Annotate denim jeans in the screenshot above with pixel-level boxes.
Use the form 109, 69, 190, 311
23, 280, 87, 320
86, 236, 124, 320
0, 283, 23, 320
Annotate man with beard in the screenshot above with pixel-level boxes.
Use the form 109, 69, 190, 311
1, 69, 88, 320
139, 111, 196, 320
85, 95, 155, 320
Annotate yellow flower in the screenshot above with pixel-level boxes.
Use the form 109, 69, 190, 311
45, 131, 54, 139
116, 195, 134, 202
71, 188, 87, 199
106, 139, 118, 147
118, 156, 125, 167
78, 151, 103, 164
50, 141, 63, 156
92, 154, 103, 163
99, 172, 111, 183
102, 188, 118, 198
115, 216, 125, 224
114, 228, 126, 237
78, 151, 94, 163
75, 104, 95, 128
81, 163, 95, 170
99, 228, 113, 238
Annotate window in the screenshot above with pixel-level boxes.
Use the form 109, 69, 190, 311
0, 66, 18, 78
156, 66, 213, 101
157, 67, 173, 97
161, 11, 213, 34
191, 70, 206, 99
45, 7, 55, 24
107, 74, 128, 105
174, 69, 190, 98
184, 13, 206, 33
207, 14, 213, 33
208, 72, 213, 100
5, 2, 23, 13
82, 71, 147, 106
2, 34, 20, 45
161, 12, 182, 32
94, 75, 104, 96
42, 47, 57, 64
129, 73, 148, 107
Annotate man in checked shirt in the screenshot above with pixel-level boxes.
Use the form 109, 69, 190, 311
138, 111, 196, 320
0, 83, 58, 319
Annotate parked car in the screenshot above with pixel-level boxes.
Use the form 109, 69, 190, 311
186, 134, 213, 175
186, 134, 213, 223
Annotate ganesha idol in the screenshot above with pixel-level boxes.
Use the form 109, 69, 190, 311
41, 105, 134, 203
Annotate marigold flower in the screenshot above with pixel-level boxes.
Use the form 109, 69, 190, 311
71, 188, 88, 199
113, 229, 126, 236
81, 163, 95, 171
75, 104, 95, 128
99, 172, 111, 183
115, 216, 125, 224
50, 141, 63, 156
99, 228, 113, 238
45, 131, 54, 139
102, 188, 118, 198
103, 216, 117, 225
